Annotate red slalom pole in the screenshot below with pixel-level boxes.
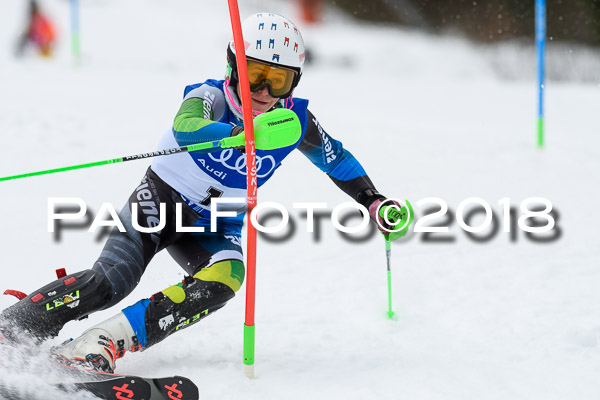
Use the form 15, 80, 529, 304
226, 0, 258, 379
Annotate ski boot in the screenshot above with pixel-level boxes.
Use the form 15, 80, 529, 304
0, 269, 112, 342
54, 312, 141, 374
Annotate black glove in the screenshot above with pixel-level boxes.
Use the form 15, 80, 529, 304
230, 126, 245, 153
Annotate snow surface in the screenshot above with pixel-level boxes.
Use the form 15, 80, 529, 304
1, 0, 599, 399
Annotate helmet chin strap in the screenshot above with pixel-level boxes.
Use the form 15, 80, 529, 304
224, 77, 264, 119
284, 95, 295, 110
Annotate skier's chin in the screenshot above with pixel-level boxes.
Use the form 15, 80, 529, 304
251, 98, 277, 113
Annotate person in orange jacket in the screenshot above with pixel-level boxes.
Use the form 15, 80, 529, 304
16, 0, 56, 57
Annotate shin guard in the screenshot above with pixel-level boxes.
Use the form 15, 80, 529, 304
124, 260, 245, 349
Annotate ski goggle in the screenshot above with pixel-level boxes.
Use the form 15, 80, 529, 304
246, 59, 299, 98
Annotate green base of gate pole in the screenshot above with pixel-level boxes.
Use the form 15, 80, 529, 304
243, 323, 255, 378
537, 117, 544, 148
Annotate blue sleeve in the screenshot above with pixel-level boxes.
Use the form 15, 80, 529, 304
297, 110, 377, 201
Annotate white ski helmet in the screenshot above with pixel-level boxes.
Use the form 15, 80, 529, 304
227, 13, 306, 98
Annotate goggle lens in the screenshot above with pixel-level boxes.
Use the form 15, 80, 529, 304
246, 59, 297, 98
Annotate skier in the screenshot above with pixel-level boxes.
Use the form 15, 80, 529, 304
0, 13, 410, 373
15, 0, 56, 58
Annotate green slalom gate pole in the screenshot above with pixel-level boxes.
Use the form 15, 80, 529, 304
0, 108, 301, 182
70, 0, 81, 62
536, 0, 546, 148
384, 234, 394, 319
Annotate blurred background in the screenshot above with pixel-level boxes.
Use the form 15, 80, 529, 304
3, 0, 600, 80
331, 0, 600, 45
310, 0, 600, 80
